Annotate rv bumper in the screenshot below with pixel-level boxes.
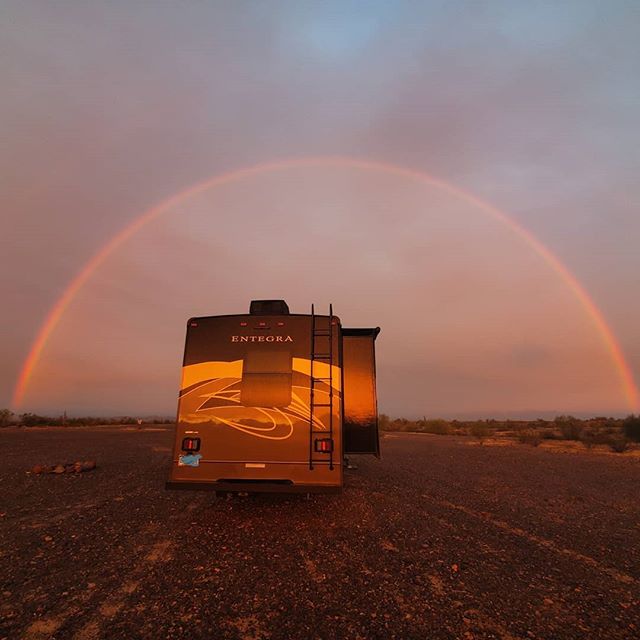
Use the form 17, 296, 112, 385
165, 480, 341, 494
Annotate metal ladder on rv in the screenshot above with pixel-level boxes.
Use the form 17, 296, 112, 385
309, 303, 335, 470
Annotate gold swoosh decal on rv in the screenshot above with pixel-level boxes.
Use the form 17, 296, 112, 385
292, 358, 341, 391
180, 358, 341, 392
181, 360, 243, 390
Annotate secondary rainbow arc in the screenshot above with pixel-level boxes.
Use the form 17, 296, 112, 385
12, 156, 640, 412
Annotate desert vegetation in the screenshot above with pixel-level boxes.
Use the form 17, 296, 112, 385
3, 408, 638, 454
0, 410, 172, 427
381, 414, 640, 453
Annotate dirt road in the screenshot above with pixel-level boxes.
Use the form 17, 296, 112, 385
1, 428, 639, 639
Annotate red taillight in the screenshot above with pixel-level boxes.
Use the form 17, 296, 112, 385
314, 438, 334, 453
259, 321, 266, 327
277, 321, 284, 326
190, 322, 198, 327
240, 321, 248, 326
181, 437, 201, 452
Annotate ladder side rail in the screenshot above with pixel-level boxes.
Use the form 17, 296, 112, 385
309, 303, 316, 470
328, 303, 334, 469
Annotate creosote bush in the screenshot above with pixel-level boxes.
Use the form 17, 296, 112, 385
580, 429, 615, 449
608, 437, 630, 453
622, 415, 640, 442
470, 422, 490, 443
555, 415, 583, 440
517, 430, 542, 447
421, 419, 451, 435
0, 409, 14, 427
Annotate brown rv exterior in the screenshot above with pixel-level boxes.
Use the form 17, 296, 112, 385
166, 302, 379, 494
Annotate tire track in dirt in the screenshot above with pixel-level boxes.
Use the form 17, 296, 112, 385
21, 495, 206, 640
68, 494, 208, 638
72, 539, 175, 640
426, 495, 636, 586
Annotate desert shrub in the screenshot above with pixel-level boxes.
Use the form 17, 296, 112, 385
470, 422, 490, 443
386, 419, 403, 432
555, 415, 583, 440
609, 437, 630, 453
421, 419, 451, 435
518, 429, 542, 447
622, 415, 640, 442
492, 420, 510, 433
19, 413, 55, 427
0, 409, 14, 427
387, 418, 418, 432
379, 416, 452, 434
580, 429, 616, 449
580, 430, 596, 449
588, 418, 618, 435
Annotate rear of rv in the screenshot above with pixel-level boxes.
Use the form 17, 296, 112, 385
166, 307, 343, 493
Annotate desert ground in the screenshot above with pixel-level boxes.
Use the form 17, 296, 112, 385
1, 427, 639, 640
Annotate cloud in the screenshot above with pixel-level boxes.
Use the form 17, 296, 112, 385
1, 1, 639, 414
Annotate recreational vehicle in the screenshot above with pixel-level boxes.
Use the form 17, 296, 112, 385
166, 300, 380, 494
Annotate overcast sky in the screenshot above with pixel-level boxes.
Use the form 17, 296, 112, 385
1, 1, 639, 418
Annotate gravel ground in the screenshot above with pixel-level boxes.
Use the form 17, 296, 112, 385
1, 428, 639, 640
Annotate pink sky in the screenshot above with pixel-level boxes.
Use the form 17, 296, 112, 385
2, 1, 639, 417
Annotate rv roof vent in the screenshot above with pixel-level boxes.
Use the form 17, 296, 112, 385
249, 300, 290, 316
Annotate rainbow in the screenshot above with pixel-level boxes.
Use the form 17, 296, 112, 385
12, 156, 640, 411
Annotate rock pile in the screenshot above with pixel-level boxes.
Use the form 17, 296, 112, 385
31, 461, 96, 474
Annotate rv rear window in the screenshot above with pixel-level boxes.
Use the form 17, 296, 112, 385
240, 350, 292, 407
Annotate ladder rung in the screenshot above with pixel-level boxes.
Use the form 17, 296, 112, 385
312, 377, 332, 381
312, 403, 332, 407
313, 354, 332, 359
313, 330, 331, 336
